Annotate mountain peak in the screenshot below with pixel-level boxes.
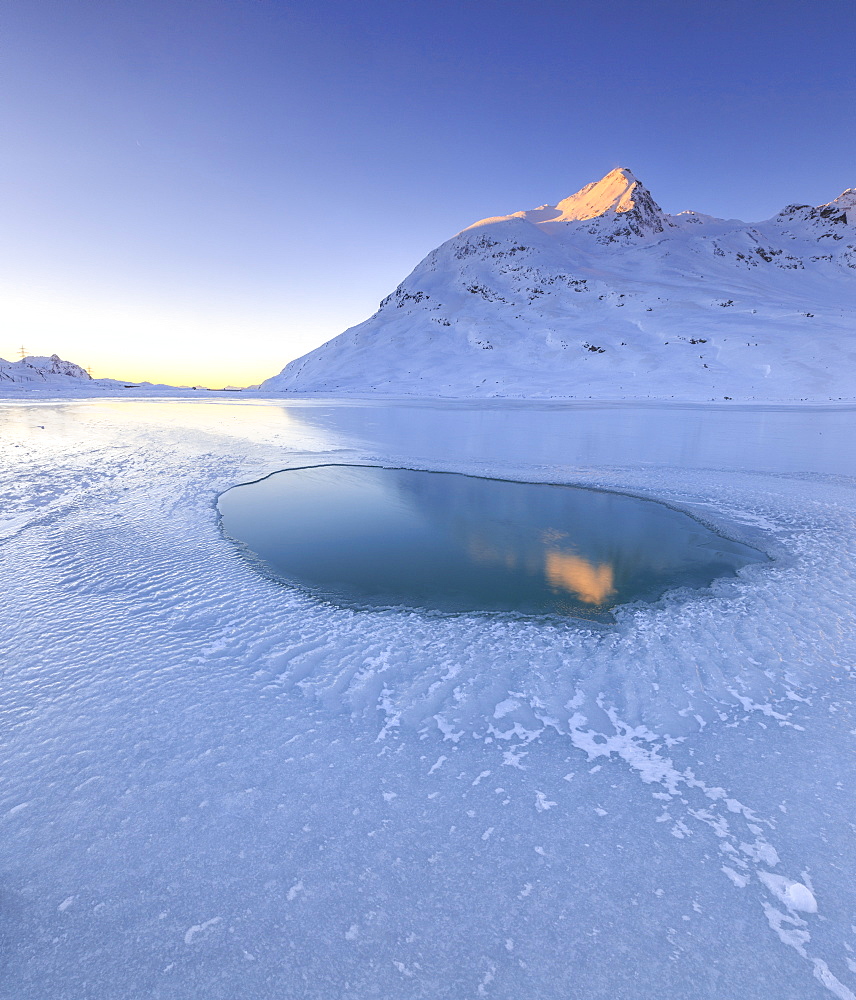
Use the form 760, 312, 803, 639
465, 167, 666, 235
824, 187, 856, 224
20, 354, 92, 379
553, 167, 659, 223
826, 186, 856, 208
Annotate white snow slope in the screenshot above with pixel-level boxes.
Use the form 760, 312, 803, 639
263, 168, 856, 400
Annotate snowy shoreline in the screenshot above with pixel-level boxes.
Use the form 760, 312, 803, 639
2, 386, 855, 406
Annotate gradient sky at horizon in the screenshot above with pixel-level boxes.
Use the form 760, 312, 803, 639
2, 0, 854, 387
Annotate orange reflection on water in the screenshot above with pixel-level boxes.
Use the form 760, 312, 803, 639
544, 550, 615, 604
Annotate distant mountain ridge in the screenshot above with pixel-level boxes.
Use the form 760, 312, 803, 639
0, 354, 92, 385
263, 168, 856, 400
0, 354, 198, 393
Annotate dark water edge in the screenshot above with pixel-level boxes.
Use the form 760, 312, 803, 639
218, 465, 767, 622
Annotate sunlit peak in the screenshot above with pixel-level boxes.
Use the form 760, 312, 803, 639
463, 166, 662, 233
552, 166, 647, 222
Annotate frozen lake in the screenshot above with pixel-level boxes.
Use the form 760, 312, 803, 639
1, 397, 855, 999
219, 465, 765, 621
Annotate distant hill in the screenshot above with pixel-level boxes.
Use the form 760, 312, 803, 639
0, 354, 206, 393
262, 168, 856, 401
0, 354, 93, 385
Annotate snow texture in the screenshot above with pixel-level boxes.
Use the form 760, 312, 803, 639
1, 396, 855, 999
263, 167, 856, 401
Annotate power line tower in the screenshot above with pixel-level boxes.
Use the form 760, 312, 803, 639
18, 345, 28, 361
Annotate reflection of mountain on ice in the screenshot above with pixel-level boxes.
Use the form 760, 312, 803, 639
264, 168, 856, 400
219, 464, 761, 621
543, 550, 614, 604
387, 468, 759, 611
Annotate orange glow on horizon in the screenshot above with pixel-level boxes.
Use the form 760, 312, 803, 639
0, 280, 327, 391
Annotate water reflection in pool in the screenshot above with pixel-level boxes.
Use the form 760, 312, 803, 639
217, 465, 765, 621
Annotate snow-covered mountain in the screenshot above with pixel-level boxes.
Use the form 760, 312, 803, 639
263, 168, 856, 400
0, 354, 93, 385
0, 354, 213, 394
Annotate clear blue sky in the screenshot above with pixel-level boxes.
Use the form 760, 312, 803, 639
1, 0, 853, 386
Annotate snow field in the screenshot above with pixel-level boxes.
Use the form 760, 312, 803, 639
0, 398, 854, 999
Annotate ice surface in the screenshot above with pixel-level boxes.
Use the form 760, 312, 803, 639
0, 397, 854, 999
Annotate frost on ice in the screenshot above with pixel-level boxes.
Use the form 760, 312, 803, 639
0, 396, 854, 999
